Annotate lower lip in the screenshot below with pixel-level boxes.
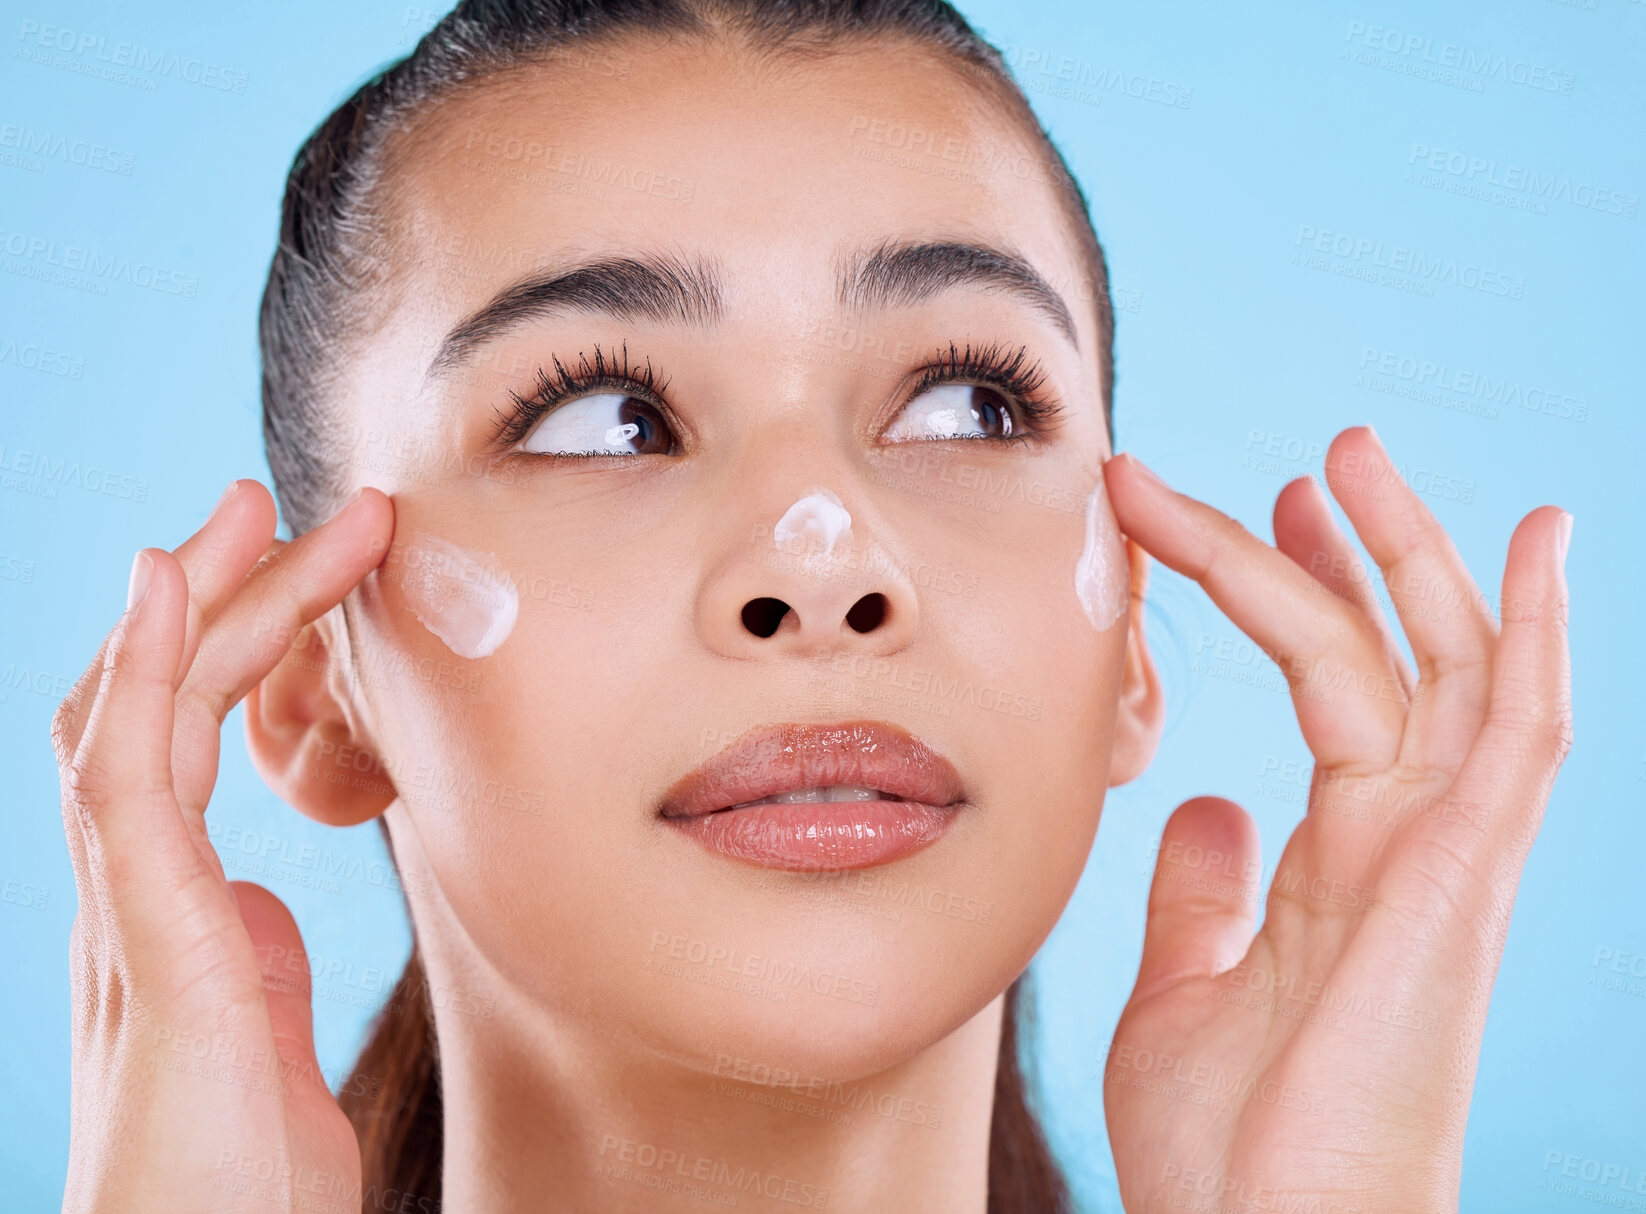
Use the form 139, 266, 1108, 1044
667, 800, 956, 871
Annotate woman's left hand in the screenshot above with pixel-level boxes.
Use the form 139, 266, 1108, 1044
1100, 425, 1573, 1214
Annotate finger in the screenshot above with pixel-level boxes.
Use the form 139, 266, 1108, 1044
51, 481, 279, 769
59, 550, 202, 916
1105, 453, 1408, 771
170, 487, 394, 816
1382, 506, 1572, 927
1323, 427, 1500, 774
233, 881, 330, 1100
51, 631, 117, 783
1131, 797, 1261, 1004
1273, 473, 1415, 698
170, 479, 281, 677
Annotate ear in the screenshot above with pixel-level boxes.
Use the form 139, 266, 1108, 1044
1108, 538, 1164, 787
243, 595, 396, 826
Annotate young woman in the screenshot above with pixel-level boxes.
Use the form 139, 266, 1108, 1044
50, 2, 1574, 1211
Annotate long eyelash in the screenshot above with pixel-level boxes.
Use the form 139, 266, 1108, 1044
492, 337, 1063, 450
491, 340, 670, 447
908, 340, 1066, 438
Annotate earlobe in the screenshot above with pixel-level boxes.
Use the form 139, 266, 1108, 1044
243, 602, 397, 826
1108, 540, 1165, 788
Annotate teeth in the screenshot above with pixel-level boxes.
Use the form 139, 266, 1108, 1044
730, 784, 900, 809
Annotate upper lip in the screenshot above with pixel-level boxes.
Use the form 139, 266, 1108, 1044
659, 720, 966, 819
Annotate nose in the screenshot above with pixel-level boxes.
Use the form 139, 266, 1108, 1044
694, 493, 920, 660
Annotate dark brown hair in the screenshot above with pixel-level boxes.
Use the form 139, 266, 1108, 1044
262, 2, 1115, 1209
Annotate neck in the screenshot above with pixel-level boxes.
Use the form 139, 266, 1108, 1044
434, 983, 1002, 1213
395, 820, 1003, 1213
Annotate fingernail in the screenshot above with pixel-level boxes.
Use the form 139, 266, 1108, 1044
127, 551, 153, 611
1124, 453, 1168, 490
210, 479, 240, 519
1557, 511, 1573, 566
335, 486, 369, 517
1361, 423, 1383, 449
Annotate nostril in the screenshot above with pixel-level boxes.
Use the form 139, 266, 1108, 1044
845, 593, 888, 634
741, 597, 792, 638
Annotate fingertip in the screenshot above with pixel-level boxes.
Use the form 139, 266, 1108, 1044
1510, 504, 1571, 558
124, 546, 186, 625
334, 485, 394, 528
1164, 794, 1260, 855
229, 878, 297, 930
349, 486, 397, 563
1105, 453, 1171, 510
1277, 473, 1328, 517
1326, 425, 1383, 476
126, 549, 155, 612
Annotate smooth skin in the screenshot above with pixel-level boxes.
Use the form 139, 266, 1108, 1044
51, 439, 1573, 1213
1103, 440, 1572, 1213
51, 33, 1572, 1214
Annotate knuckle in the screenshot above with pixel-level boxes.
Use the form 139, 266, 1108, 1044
60, 748, 119, 819
49, 697, 81, 765
1546, 701, 1575, 765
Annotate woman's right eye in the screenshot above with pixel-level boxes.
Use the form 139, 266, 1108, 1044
517, 392, 673, 456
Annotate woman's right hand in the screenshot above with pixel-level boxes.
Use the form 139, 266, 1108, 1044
50, 480, 394, 1214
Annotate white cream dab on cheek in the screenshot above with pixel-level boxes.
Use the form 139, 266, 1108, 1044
773, 488, 853, 558
1075, 481, 1128, 631
400, 536, 519, 659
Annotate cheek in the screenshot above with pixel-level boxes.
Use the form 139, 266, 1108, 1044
392, 535, 519, 658
346, 458, 1126, 1070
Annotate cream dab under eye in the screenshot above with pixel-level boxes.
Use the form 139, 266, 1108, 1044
1075, 480, 1128, 631
398, 536, 519, 658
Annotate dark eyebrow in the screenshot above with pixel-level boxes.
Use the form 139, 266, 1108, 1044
838, 238, 1079, 349
427, 237, 1078, 379
428, 250, 723, 378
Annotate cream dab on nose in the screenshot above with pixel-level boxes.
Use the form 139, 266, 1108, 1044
1075, 482, 1128, 631
774, 488, 853, 558
400, 536, 519, 658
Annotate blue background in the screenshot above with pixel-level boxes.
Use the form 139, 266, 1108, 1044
2, 1, 1641, 1210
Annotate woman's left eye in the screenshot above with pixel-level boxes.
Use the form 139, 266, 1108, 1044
516, 392, 673, 455
884, 383, 1018, 442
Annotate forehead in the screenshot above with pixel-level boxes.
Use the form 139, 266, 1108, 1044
375, 35, 1095, 351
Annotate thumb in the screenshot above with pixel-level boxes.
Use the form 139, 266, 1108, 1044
231, 880, 329, 1098
1131, 797, 1261, 1003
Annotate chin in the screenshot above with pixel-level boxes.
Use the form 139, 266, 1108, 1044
618, 880, 1031, 1083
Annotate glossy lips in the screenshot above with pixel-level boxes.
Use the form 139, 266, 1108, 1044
660, 721, 965, 871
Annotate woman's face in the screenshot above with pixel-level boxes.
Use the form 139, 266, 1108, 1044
300, 35, 1151, 1078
